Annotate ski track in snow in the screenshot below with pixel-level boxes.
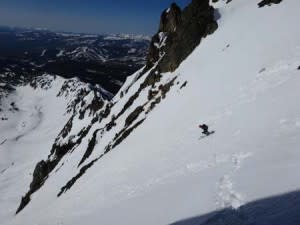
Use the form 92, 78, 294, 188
0, 139, 7, 146
0, 163, 14, 176
239, 52, 300, 105
215, 152, 252, 210
0, 168, 8, 175
200, 51, 299, 210
14, 105, 43, 141
189, 46, 300, 212
207, 53, 299, 210
109, 152, 252, 205
204, 51, 300, 127
2, 2, 300, 224
216, 175, 243, 209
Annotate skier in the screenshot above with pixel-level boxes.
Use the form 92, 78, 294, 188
199, 124, 210, 136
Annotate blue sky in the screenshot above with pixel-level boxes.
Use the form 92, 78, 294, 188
0, 0, 190, 35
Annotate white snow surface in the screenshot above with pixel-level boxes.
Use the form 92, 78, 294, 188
1, 1, 300, 225
0, 75, 97, 224
56, 49, 65, 57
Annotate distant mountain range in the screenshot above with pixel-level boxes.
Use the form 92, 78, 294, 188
0, 26, 150, 94
2, 1, 300, 225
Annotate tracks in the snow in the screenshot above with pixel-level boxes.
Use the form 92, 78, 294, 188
216, 152, 252, 209
107, 152, 253, 206
0, 139, 7, 146
14, 106, 43, 141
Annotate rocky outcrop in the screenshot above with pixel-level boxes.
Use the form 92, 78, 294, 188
145, 0, 218, 72
16, 160, 51, 213
58, 157, 100, 197
16, 141, 77, 213
16, 91, 107, 214
125, 106, 144, 127
78, 129, 100, 166
258, 0, 283, 8
16, 0, 219, 214
212, 0, 233, 4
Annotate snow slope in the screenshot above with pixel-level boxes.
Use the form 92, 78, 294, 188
1, 0, 300, 225
0, 75, 107, 224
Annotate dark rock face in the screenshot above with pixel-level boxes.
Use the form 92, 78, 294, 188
125, 106, 144, 127
16, 160, 50, 213
159, 77, 177, 99
180, 81, 188, 89
16, 194, 30, 214
16, 98, 106, 213
16, 0, 218, 214
30, 160, 50, 191
145, 0, 218, 73
159, 3, 182, 33
112, 119, 145, 149
78, 129, 100, 167
58, 157, 100, 197
258, 0, 283, 8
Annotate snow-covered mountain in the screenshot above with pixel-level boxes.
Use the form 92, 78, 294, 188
1, 0, 300, 225
0, 28, 150, 94
0, 74, 111, 222
0, 27, 149, 64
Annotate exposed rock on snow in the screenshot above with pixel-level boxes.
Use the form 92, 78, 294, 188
1, 0, 300, 224
146, 0, 218, 72
1, 74, 111, 213
258, 0, 283, 8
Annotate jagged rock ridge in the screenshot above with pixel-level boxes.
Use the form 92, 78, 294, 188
16, 0, 218, 213
1, 0, 299, 224
146, 0, 218, 73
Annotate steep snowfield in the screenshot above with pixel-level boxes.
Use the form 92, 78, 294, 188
0, 75, 102, 224
2, 0, 300, 225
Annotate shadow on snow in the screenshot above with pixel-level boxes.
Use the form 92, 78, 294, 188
170, 190, 300, 225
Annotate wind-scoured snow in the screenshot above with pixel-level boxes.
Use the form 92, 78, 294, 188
1, 0, 300, 225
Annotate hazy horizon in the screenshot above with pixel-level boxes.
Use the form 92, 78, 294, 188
0, 0, 190, 35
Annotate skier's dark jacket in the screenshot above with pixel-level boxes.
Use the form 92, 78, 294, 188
199, 124, 208, 131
